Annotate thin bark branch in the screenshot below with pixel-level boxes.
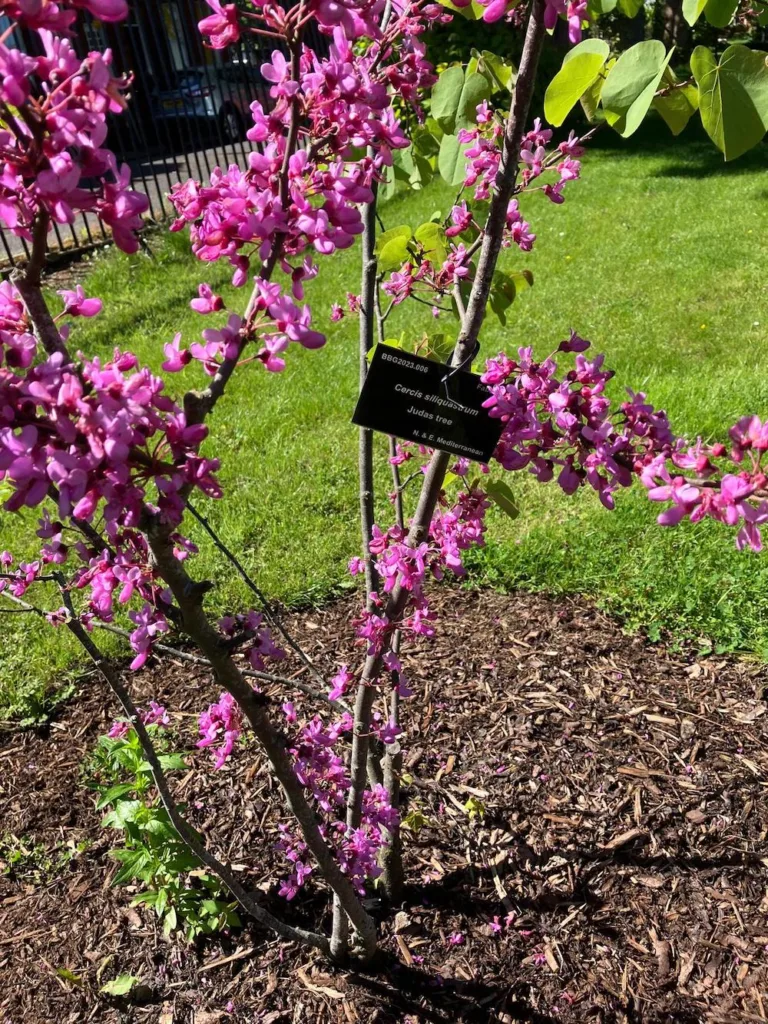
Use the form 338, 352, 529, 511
55, 580, 330, 955
389, 438, 405, 531
89, 617, 350, 712
381, 627, 403, 901
358, 178, 381, 608
144, 520, 377, 961
343, 0, 549, 863
454, 0, 547, 351
12, 212, 70, 362
184, 499, 326, 688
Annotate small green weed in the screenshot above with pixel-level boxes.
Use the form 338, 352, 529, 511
86, 728, 240, 942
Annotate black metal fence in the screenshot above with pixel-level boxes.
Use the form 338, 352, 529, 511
1, 0, 324, 267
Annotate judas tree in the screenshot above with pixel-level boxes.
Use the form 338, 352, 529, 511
0, 0, 766, 964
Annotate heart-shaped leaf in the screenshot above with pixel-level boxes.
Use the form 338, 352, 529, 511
438, 133, 470, 186
703, 0, 738, 24
485, 479, 519, 519
467, 49, 517, 92
682, 0, 708, 25
691, 43, 768, 160
617, 0, 643, 15
544, 39, 610, 126
652, 65, 699, 135
414, 222, 447, 264
601, 40, 674, 137
101, 974, 139, 997
375, 225, 412, 256
455, 72, 491, 131
431, 65, 466, 133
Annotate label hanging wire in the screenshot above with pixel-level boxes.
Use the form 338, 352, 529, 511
441, 340, 481, 398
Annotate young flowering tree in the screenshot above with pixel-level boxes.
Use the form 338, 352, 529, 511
0, 0, 766, 964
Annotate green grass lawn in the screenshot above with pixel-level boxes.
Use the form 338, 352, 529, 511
2, 120, 768, 718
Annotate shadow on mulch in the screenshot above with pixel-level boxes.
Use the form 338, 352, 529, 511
1, 585, 767, 1024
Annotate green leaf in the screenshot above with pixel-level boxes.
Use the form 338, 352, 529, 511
436, 0, 483, 17
581, 56, 613, 122
137, 754, 187, 773
380, 165, 401, 202
586, 0, 616, 15
601, 40, 674, 137
414, 221, 447, 263
485, 479, 519, 519
509, 269, 534, 291
487, 268, 533, 323
397, 146, 434, 189
111, 848, 152, 886
545, 39, 610, 126
692, 44, 768, 160
414, 331, 454, 363
375, 225, 412, 256
95, 783, 137, 810
424, 117, 444, 142
402, 809, 429, 833
438, 133, 470, 186
682, 0, 708, 25
101, 974, 139, 997
159, 753, 188, 771
463, 795, 486, 819
56, 968, 83, 986
467, 49, 516, 92
703, 0, 738, 24
455, 72, 491, 132
102, 799, 143, 829
616, 0, 643, 14
652, 67, 699, 135
412, 124, 441, 157
431, 65, 465, 133
155, 887, 168, 916
378, 235, 412, 271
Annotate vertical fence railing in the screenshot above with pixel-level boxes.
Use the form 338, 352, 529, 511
0, 0, 324, 268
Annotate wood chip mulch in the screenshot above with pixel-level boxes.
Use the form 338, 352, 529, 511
1, 586, 767, 1024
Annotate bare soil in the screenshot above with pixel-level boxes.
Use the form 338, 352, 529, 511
1, 587, 767, 1024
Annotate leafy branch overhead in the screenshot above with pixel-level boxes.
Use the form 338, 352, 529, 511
541, 37, 768, 159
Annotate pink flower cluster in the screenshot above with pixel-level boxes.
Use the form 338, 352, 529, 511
173, 5, 439, 373
0, 280, 220, 670
641, 416, 768, 552
217, 609, 286, 670
107, 699, 170, 739
277, 707, 400, 898
0, 310, 220, 525
1, 0, 128, 33
350, 485, 491, 658
460, 113, 583, 208
0, 4, 147, 251
379, 120, 584, 309
463, 0, 587, 42
481, 335, 676, 509
198, 691, 243, 770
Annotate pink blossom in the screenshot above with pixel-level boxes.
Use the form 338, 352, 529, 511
198, 0, 240, 49
142, 701, 170, 727
198, 691, 242, 769
190, 283, 224, 315
58, 286, 102, 318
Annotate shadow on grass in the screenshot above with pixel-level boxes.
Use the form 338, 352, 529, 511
584, 116, 768, 179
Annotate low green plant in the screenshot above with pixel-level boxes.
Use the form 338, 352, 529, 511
87, 728, 240, 942
0, 832, 89, 882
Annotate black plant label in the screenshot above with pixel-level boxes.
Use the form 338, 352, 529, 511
353, 345, 503, 463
